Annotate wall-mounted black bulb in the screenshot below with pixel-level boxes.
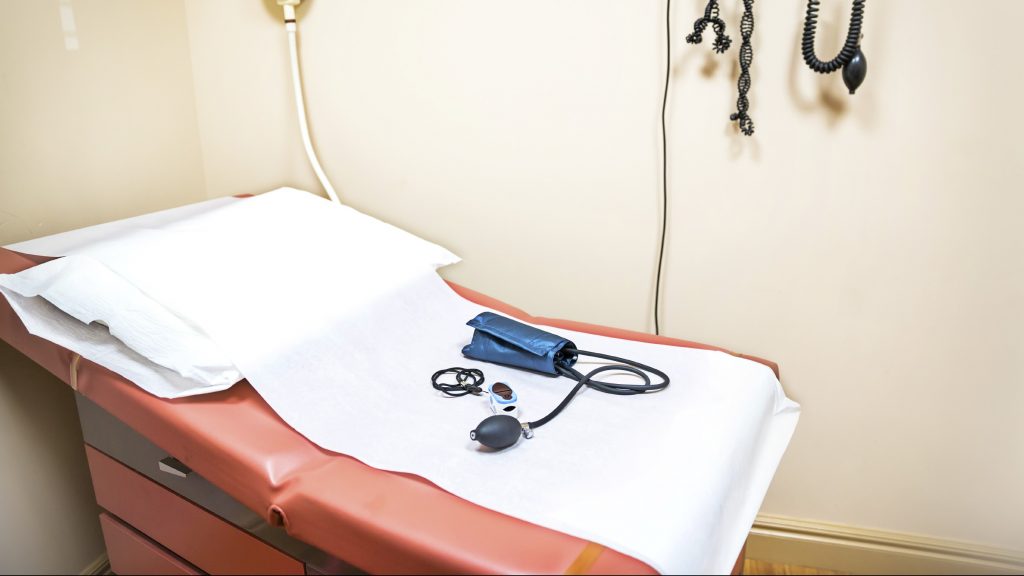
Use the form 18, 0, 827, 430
842, 48, 867, 94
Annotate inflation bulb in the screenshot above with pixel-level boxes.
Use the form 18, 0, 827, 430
842, 48, 867, 94
470, 415, 531, 450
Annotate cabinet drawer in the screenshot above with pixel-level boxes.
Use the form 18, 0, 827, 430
100, 512, 200, 575
76, 393, 256, 524
86, 445, 304, 575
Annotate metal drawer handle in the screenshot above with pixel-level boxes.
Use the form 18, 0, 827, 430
158, 457, 191, 478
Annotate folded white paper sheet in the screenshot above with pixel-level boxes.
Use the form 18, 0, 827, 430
0, 286, 236, 398
0, 255, 240, 387
1, 196, 245, 398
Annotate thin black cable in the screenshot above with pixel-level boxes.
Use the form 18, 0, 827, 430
526, 349, 670, 430
654, 0, 671, 336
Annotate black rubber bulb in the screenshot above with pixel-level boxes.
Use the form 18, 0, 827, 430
470, 415, 522, 450
842, 48, 867, 94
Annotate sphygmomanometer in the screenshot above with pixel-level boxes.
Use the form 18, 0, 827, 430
449, 312, 670, 451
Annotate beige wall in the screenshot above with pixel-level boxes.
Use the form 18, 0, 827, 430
1, 0, 1020, 569
0, 343, 104, 574
0, 0, 207, 245
184, 0, 1024, 553
0, 0, 206, 571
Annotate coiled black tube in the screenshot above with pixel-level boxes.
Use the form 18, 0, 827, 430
730, 0, 755, 136
802, 0, 865, 74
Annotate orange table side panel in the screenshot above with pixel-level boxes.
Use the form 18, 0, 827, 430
86, 445, 304, 576
99, 512, 201, 576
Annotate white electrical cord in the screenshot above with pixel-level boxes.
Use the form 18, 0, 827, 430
282, 3, 341, 205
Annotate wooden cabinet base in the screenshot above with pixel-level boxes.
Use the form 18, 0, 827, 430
99, 512, 200, 575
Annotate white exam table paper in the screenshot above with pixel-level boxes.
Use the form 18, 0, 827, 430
0, 189, 799, 573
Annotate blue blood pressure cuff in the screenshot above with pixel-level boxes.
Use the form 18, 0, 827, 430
462, 312, 578, 376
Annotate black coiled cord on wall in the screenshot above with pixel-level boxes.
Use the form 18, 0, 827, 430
687, 0, 757, 136
729, 0, 755, 136
802, 0, 865, 73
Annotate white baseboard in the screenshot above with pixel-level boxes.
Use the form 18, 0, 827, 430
748, 514, 1024, 575
80, 552, 109, 576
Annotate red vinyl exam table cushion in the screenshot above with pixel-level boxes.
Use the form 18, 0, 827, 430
0, 247, 772, 574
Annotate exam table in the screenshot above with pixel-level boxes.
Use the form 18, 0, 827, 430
0, 246, 774, 575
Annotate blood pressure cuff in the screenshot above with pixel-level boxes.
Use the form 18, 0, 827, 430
462, 312, 577, 376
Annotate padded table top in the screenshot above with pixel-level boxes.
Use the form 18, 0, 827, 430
0, 247, 773, 574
